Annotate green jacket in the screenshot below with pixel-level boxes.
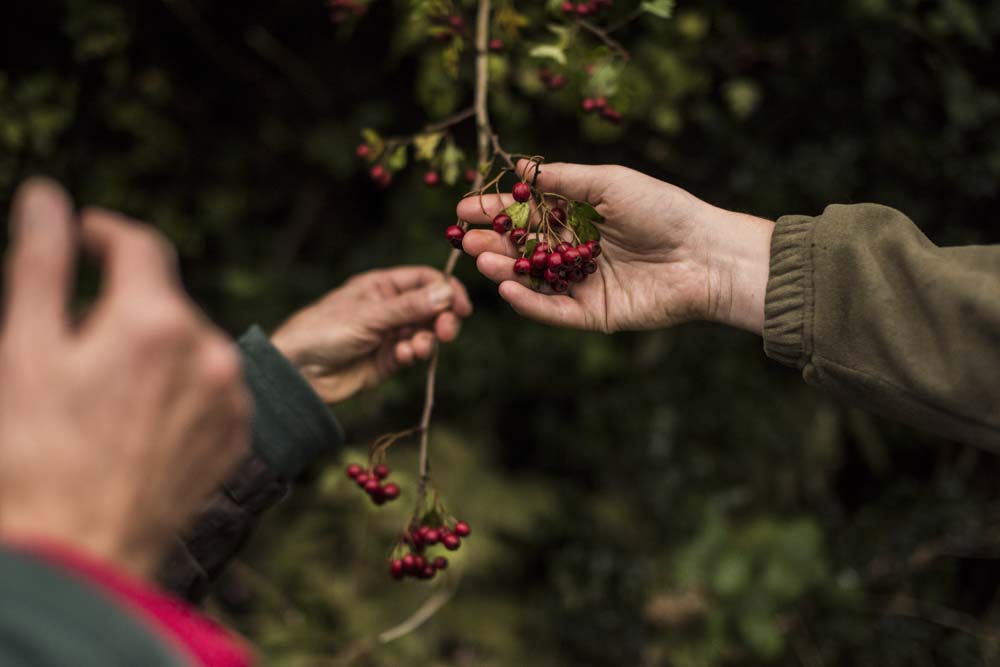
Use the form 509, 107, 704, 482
764, 204, 1000, 448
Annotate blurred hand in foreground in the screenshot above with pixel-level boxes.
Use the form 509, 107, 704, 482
457, 159, 773, 334
0, 179, 250, 577
270, 266, 473, 404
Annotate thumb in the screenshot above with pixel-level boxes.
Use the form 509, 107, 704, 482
517, 159, 606, 204
372, 282, 454, 330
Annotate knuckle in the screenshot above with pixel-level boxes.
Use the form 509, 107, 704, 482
131, 297, 196, 345
199, 338, 244, 391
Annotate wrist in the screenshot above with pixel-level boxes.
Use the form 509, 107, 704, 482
697, 205, 774, 334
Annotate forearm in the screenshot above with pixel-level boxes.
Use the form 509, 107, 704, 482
762, 203, 1000, 447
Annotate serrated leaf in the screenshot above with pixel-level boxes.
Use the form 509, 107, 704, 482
386, 144, 407, 171
414, 132, 444, 161
641, 0, 675, 18
529, 44, 566, 66
568, 201, 603, 242
505, 201, 530, 229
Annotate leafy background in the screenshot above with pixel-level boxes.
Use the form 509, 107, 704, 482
3, 0, 1000, 665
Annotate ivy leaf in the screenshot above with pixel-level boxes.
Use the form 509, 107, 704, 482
641, 0, 675, 18
440, 140, 464, 185
567, 201, 603, 242
413, 132, 444, 161
386, 144, 408, 171
504, 201, 530, 229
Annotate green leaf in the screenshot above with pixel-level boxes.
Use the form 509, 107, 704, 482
414, 131, 444, 161
641, 0, 676, 18
360, 127, 384, 158
567, 201, 603, 242
440, 140, 464, 185
525, 238, 538, 257
505, 201, 530, 229
529, 44, 566, 66
386, 144, 407, 171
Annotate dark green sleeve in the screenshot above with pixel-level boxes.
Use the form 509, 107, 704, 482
158, 325, 344, 601
0, 548, 187, 666
763, 203, 1000, 448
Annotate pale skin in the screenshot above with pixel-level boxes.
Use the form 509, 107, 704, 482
457, 159, 774, 335
0, 179, 472, 578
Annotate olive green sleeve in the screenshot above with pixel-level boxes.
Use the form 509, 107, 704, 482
763, 203, 1000, 448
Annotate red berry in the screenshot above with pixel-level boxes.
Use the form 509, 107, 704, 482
364, 479, 381, 495
535, 242, 550, 254
465, 168, 479, 183
531, 251, 549, 272
594, 96, 608, 109
356, 143, 370, 159
582, 98, 596, 112
512, 182, 532, 202
492, 213, 513, 234
514, 258, 531, 275
402, 554, 417, 572
601, 107, 623, 123
410, 530, 424, 548
561, 1, 575, 13
511, 228, 528, 245
583, 259, 598, 274
454, 521, 471, 537
587, 240, 602, 258
568, 269, 585, 282
383, 483, 400, 500
424, 529, 440, 545
391, 559, 404, 579
448, 15, 464, 29
345, 464, 363, 479
548, 207, 567, 225
562, 247, 581, 266
373, 464, 390, 479
355, 472, 370, 486
576, 243, 593, 261
547, 252, 564, 272
433, 556, 449, 570
551, 279, 570, 293
576, 3, 590, 16
547, 73, 567, 89
421, 565, 436, 579
443, 534, 461, 551
370, 165, 386, 179
555, 242, 572, 254
446, 225, 465, 249
424, 171, 440, 186
413, 555, 426, 570
489, 38, 504, 51
543, 268, 559, 283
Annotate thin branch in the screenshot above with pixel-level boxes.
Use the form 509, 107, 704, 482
606, 6, 644, 34
576, 18, 630, 60
424, 107, 476, 134
378, 579, 461, 644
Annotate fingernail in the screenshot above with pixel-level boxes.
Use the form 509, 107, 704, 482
429, 283, 454, 308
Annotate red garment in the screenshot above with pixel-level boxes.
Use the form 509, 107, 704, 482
13, 539, 253, 667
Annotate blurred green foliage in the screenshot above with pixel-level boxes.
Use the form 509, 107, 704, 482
2, 0, 1000, 665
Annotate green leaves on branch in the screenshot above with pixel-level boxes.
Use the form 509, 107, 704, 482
568, 201, 603, 242
641, 0, 676, 18
504, 201, 531, 229
529, 24, 570, 66
414, 132, 444, 161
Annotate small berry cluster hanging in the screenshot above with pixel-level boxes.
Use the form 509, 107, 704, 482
345, 463, 401, 505
560, 0, 614, 18
390, 512, 472, 582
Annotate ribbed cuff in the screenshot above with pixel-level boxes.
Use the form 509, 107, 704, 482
238, 326, 345, 478
763, 214, 815, 368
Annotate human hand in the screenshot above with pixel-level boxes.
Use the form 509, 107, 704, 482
457, 160, 774, 334
0, 179, 250, 577
270, 267, 472, 404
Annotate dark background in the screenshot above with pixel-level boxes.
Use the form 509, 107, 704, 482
2, 0, 1000, 665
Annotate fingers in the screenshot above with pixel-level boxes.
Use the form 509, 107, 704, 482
79, 208, 180, 301
497, 280, 588, 329
433, 311, 461, 343
3, 178, 77, 336
517, 159, 606, 204
476, 252, 524, 285
462, 229, 519, 258
456, 192, 518, 225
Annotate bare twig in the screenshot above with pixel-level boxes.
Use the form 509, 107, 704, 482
378, 579, 461, 644
606, 6, 644, 33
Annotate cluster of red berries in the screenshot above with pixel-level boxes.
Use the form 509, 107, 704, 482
368, 164, 391, 188
538, 67, 567, 91
514, 239, 600, 292
561, 0, 613, 17
582, 96, 623, 123
345, 463, 401, 505
432, 14, 466, 42
390, 520, 471, 581
328, 0, 365, 24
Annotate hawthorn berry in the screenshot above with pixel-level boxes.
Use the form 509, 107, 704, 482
493, 213, 513, 234
512, 181, 532, 202
424, 529, 441, 545
583, 259, 598, 274
355, 472, 370, 486
555, 241, 572, 254
551, 279, 570, 293
562, 247, 581, 266
373, 464, 390, 479
514, 258, 531, 275
402, 554, 416, 571
582, 98, 596, 112
587, 240, 602, 258
543, 268, 559, 283
454, 521, 471, 537
424, 171, 440, 186
442, 534, 461, 551
489, 38, 504, 51
547, 252, 564, 272
391, 559, 404, 579
535, 242, 550, 254
421, 565, 436, 579
465, 168, 479, 183
547, 73, 567, 90
448, 15, 464, 29
577, 243, 593, 261
530, 251, 549, 272
433, 556, 449, 570
345, 464, 363, 479
511, 228, 528, 245
355, 143, 370, 159
446, 225, 465, 248
364, 478, 381, 495
561, 1, 575, 13
548, 207, 568, 225
576, 3, 591, 16
594, 96, 608, 109
601, 107, 623, 123
383, 483, 400, 500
